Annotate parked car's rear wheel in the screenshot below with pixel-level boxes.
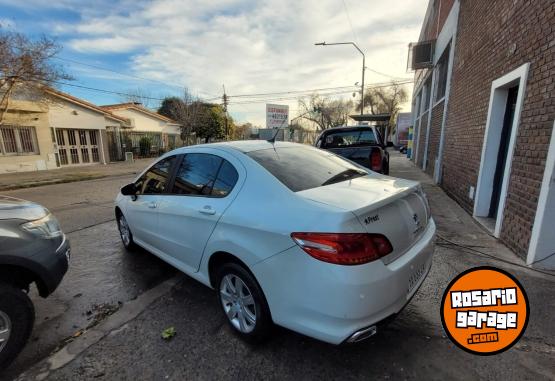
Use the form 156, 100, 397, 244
0, 283, 34, 369
117, 213, 136, 250
216, 263, 272, 343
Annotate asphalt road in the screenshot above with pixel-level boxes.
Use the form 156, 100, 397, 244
1, 175, 176, 380
36, 242, 555, 380
3, 153, 555, 380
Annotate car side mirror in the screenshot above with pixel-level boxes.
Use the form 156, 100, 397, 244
121, 183, 138, 200
386, 141, 394, 148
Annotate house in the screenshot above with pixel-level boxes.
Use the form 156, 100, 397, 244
408, 0, 554, 268
0, 88, 127, 173
100, 103, 182, 157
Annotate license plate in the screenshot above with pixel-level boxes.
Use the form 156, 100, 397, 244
408, 262, 426, 294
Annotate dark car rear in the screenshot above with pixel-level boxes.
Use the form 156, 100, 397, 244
315, 126, 390, 174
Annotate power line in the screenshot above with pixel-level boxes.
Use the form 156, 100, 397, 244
54, 81, 167, 101
41, 77, 412, 107
226, 85, 359, 99
53, 56, 220, 101
227, 80, 414, 104
226, 80, 412, 101
53, 56, 185, 90
341, 0, 359, 44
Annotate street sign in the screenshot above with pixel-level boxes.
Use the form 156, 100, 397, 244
266, 104, 289, 129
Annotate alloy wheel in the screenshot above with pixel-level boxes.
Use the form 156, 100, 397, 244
219, 274, 257, 333
118, 216, 131, 246
0, 310, 11, 353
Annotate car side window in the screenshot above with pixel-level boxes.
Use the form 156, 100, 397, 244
172, 153, 222, 196
171, 153, 239, 197
136, 156, 176, 195
211, 160, 239, 197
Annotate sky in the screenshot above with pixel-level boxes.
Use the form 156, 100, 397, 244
0, 0, 427, 126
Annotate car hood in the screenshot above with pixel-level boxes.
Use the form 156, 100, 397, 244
0, 195, 49, 221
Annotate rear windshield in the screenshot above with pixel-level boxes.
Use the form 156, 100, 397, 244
322, 129, 377, 148
247, 147, 367, 192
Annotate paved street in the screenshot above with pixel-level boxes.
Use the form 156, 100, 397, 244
0, 174, 176, 380
4, 151, 553, 381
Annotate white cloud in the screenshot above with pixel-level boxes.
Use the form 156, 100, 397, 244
23, 0, 428, 125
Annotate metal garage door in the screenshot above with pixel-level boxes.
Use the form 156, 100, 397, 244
55, 129, 100, 165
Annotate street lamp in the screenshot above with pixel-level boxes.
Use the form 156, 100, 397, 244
315, 41, 365, 115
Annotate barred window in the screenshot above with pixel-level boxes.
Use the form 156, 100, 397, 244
89, 130, 98, 145
79, 130, 87, 145
0, 126, 39, 155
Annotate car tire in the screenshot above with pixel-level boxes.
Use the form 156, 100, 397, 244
117, 213, 136, 250
215, 262, 272, 343
0, 283, 35, 370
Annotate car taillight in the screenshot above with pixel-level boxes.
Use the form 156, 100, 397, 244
290, 232, 393, 265
370, 149, 382, 171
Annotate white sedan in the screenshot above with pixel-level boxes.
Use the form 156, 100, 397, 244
115, 141, 435, 344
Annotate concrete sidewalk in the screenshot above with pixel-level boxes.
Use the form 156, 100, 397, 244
11, 151, 555, 381
0, 159, 154, 191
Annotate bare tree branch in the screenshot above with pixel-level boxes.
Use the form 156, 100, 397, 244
0, 29, 72, 125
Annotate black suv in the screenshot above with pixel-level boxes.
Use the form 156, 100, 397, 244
315, 125, 391, 174
0, 196, 69, 370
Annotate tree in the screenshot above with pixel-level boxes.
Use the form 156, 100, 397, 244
0, 29, 72, 124
158, 90, 227, 143
358, 82, 408, 124
298, 94, 354, 130
121, 88, 155, 109
233, 122, 253, 140
158, 96, 184, 121
197, 104, 226, 143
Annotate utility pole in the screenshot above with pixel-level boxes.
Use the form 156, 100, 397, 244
222, 84, 229, 140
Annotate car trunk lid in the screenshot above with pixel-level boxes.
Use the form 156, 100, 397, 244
297, 175, 430, 264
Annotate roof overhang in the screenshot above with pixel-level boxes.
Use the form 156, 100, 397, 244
349, 113, 391, 123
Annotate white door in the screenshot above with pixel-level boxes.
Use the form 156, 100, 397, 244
156, 152, 241, 272
528, 122, 555, 269
125, 156, 177, 248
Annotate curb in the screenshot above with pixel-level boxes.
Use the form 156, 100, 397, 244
0, 172, 141, 192
15, 275, 182, 381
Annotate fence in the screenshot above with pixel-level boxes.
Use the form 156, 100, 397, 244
106, 127, 321, 162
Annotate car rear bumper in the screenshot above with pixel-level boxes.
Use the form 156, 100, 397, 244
252, 219, 435, 345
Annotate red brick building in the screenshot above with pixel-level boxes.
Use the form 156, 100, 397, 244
409, 0, 555, 268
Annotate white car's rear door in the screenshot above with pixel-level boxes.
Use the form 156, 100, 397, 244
155, 151, 242, 272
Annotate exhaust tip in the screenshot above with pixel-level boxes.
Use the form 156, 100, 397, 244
347, 325, 377, 343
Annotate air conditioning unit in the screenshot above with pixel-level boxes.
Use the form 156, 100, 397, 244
408, 40, 435, 70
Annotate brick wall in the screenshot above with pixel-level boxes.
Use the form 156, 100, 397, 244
425, 101, 445, 178
416, 111, 429, 167
442, 0, 555, 258
425, 0, 456, 40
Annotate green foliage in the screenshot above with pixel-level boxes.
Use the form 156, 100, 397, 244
196, 104, 227, 142
139, 136, 152, 156
158, 97, 184, 121
161, 326, 176, 340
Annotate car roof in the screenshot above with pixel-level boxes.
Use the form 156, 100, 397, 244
321, 125, 375, 134
171, 140, 306, 154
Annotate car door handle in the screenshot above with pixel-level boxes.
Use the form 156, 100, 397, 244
199, 206, 216, 215
147, 201, 157, 209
